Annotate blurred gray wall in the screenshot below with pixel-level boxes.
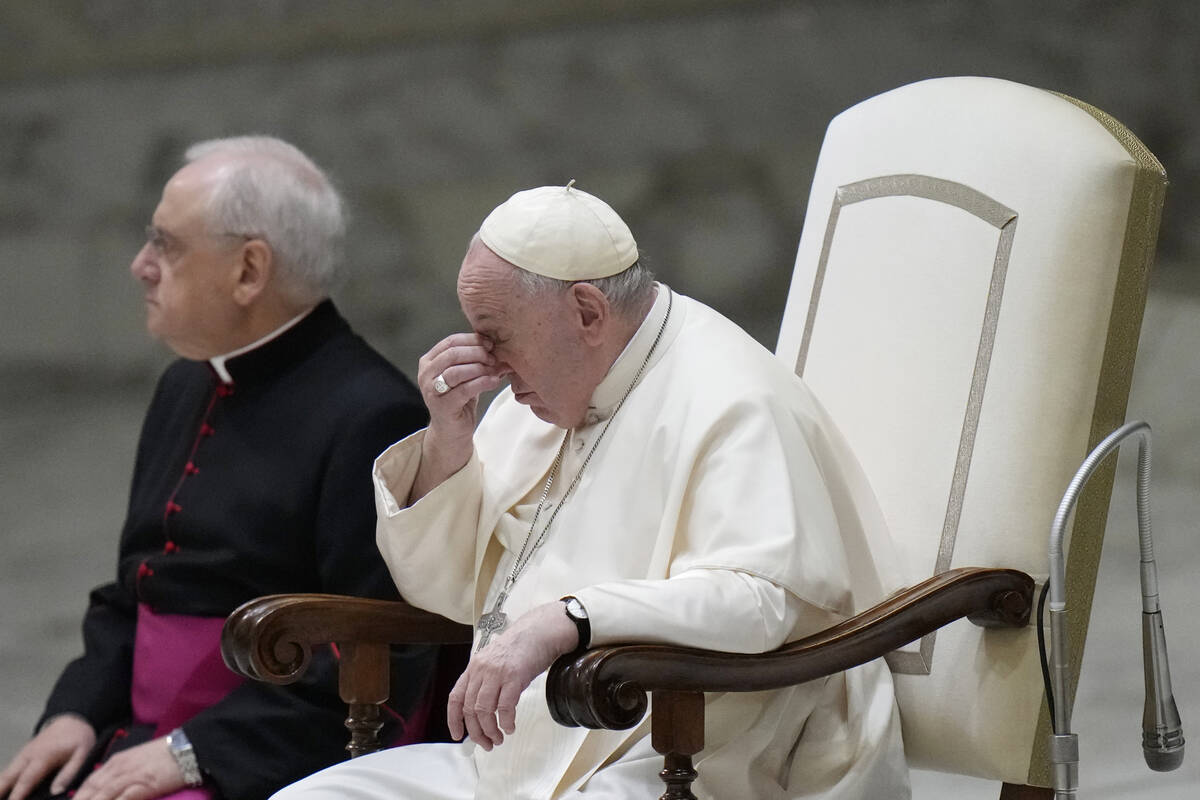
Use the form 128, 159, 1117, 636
1, 0, 1197, 389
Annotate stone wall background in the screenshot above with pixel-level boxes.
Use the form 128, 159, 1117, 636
0, 0, 1197, 391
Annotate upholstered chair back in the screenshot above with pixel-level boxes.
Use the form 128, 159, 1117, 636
775, 76, 1166, 786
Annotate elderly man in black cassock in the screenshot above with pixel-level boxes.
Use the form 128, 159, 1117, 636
0, 137, 440, 800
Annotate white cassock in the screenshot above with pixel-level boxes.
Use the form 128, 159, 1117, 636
274, 285, 910, 799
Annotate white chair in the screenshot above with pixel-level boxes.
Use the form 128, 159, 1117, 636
773, 75, 1167, 796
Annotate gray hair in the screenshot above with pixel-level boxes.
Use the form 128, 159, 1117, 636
512, 259, 656, 317
184, 136, 345, 305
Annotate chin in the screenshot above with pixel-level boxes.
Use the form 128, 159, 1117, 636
514, 391, 575, 428
528, 405, 574, 428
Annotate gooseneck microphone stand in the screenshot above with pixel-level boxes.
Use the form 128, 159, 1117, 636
1046, 420, 1185, 799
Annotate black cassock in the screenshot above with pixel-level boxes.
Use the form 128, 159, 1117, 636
39, 301, 446, 799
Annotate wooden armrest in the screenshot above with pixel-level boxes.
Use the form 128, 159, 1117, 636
221, 593, 474, 685
546, 566, 1033, 730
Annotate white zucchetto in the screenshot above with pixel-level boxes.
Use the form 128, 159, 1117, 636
479, 182, 638, 280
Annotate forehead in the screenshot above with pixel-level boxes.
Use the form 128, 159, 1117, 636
457, 241, 522, 329
154, 160, 219, 229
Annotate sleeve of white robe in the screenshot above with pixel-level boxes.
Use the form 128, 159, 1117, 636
573, 569, 842, 653
372, 429, 483, 625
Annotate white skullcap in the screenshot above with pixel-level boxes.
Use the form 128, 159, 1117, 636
478, 181, 638, 280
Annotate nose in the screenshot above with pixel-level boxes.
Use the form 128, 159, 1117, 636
130, 243, 160, 284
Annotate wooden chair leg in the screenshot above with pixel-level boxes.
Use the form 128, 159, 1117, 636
338, 641, 390, 757
1000, 783, 1053, 799
651, 690, 705, 800
346, 702, 384, 758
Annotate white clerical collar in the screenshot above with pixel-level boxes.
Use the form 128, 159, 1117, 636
584, 283, 674, 424
208, 307, 315, 384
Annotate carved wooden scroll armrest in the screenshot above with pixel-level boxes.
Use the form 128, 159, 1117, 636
546, 566, 1033, 731
221, 593, 474, 685
546, 566, 1031, 799
221, 593, 474, 758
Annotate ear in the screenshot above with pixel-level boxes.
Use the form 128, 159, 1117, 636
231, 238, 274, 307
569, 282, 610, 345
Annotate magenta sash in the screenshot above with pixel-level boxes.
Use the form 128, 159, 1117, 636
130, 604, 432, 799
131, 604, 245, 800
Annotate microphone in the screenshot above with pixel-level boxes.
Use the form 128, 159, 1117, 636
1047, 421, 1185, 799
1141, 608, 1184, 770
1132, 425, 1184, 772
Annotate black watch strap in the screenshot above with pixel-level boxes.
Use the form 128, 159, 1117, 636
561, 596, 591, 650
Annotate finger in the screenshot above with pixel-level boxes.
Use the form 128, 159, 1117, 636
446, 671, 469, 742
0, 759, 23, 797
50, 743, 91, 795
7, 759, 52, 800
435, 374, 507, 406
496, 681, 523, 736
80, 772, 121, 800
72, 771, 98, 800
428, 342, 496, 374
471, 675, 505, 748
113, 783, 149, 800
72, 761, 111, 800
423, 358, 501, 401
461, 703, 490, 751
434, 361, 504, 393
422, 334, 492, 367
459, 668, 492, 750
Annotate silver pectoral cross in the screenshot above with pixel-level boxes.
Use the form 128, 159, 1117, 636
476, 591, 509, 651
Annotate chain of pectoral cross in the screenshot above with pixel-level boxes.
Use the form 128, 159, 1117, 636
475, 431, 569, 650
474, 291, 674, 652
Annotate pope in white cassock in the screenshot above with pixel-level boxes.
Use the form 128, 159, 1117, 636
273, 184, 910, 799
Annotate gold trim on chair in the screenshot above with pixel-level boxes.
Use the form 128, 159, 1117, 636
795, 174, 1018, 675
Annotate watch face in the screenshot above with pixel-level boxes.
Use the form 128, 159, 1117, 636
565, 597, 587, 619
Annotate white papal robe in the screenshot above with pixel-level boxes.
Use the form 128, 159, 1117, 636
275, 286, 910, 799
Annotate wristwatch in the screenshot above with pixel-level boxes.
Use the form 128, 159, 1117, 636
561, 595, 591, 650
165, 728, 203, 787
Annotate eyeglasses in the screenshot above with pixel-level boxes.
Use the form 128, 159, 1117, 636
143, 225, 257, 258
